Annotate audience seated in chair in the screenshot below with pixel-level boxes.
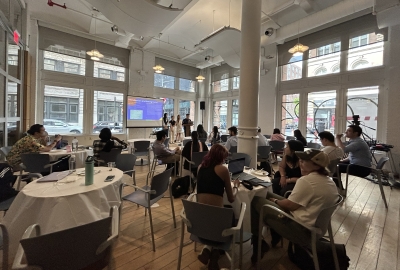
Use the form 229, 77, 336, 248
250, 149, 338, 265
196, 124, 208, 139
318, 131, 344, 161
182, 131, 208, 177
270, 128, 285, 142
207, 126, 221, 145
272, 140, 304, 197
195, 144, 241, 270
294, 129, 307, 146
153, 130, 181, 173
225, 126, 238, 151
93, 128, 126, 164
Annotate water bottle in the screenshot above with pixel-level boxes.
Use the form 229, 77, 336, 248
72, 137, 79, 152
69, 155, 76, 172
85, 156, 94, 186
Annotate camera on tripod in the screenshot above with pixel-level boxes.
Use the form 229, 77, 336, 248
352, 115, 361, 126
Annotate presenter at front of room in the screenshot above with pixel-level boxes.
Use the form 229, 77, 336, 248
182, 113, 193, 137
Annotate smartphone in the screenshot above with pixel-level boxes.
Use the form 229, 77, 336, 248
105, 175, 115, 182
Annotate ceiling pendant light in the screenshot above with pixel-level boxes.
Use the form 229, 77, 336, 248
153, 33, 164, 74
87, 16, 103, 61
196, 75, 205, 82
288, 17, 309, 56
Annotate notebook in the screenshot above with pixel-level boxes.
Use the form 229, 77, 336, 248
228, 158, 256, 181
37, 171, 72, 183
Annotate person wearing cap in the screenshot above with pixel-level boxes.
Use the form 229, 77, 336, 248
225, 126, 238, 151
250, 149, 338, 265
272, 140, 304, 196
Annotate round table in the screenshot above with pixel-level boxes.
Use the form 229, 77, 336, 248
2, 167, 123, 258
43, 149, 93, 168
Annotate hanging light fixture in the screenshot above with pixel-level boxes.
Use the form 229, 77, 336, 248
196, 75, 205, 82
153, 33, 164, 74
288, 17, 309, 56
87, 16, 104, 61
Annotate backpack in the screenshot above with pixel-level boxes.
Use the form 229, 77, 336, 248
171, 175, 194, 198
288, 239, 350, 270
0, 162, 18, 202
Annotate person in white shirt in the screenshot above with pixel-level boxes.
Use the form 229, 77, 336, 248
257, 128, 268, 147
318, 131, 344, 161
225, 126, 238, 151
250, 149, 338, 265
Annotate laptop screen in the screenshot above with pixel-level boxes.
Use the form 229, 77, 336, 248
228, 158, 245, 175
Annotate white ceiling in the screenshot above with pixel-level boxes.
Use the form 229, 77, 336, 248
30, 0, 355, 66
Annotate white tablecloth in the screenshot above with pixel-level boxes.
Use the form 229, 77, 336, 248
2, 167, 123, 258
43, 149, 93, 168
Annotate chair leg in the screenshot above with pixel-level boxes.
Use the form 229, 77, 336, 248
376, 171, 388, 208
239, 226, 243, 269
194, 241, 197, 251
177, 221, 185, 270
311, 233, 320, 270
148, 206, 156, 252
257, 207, 265, 270
169, 183, 176, 228
231, 233, 236, 270
328, 223, 340, 270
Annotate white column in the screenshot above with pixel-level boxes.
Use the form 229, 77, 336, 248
237, 0, 262, 168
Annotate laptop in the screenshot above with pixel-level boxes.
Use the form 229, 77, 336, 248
228, 158, 256, 181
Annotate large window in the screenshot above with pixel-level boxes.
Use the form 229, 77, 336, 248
281, 94, 299, 136
163, 98, 174, 117
308, 42, 341, 77
7, 81, 19, 117
213, 100, 228, 134
93, 91, 124, 134
94, 62, 125, 82
212, 74, 229, 92
154, 73, 175, 89
307, 90, 336, 140
44, 85, 83, 134
179, 100, 195, 123
179, 78, 195, 92
8, 43, 20, 79
281, 55, 302, 81
348, 33, 384, 71
43, 51, 85, 75
233, 77, 240, 90
347, 86, 378, 140
232, 99, 239, 126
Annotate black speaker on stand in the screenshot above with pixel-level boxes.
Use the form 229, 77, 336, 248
200, 101, 205, 125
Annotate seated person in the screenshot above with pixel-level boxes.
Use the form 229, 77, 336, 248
153, 130, 181, 172
294, 129, 307, 146
318, 131, 344, 161
225, 126, 238, 151
250, 149, 338, 264
181, 131, 208, 177
335, 125, 371, 180
39, 131, 49, 146
272, 140, 304, 196
196, 124, 208, 139
93, 128, 126, 163
257, 127, 268, 146
6, 124, 61, 171
207, 126, 221, 145
196, 144, 240, 270
270, 128, 285, 141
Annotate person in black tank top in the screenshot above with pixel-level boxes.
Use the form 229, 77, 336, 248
196, 144, 240, 269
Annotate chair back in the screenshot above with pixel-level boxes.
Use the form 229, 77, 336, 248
116, 154, 137, 177
307, 142, 321, 150
182, 139, 191, 146
286, 136, 296, 140
21, 153, 51, 173
258, 146, 272, 159
327, 158, 340, 176
20, 217, 112, 270
231, 153, 252, 167
182, 199, 234, 243
150, 167, 173, 201
0, 146, 12, 161
269, 141, 285, 151
98, 148, 122, 164
133, 141, 151, 153
376, 157, 389, 170
263, 135, 271, 139
220, 135, 229, 142
164, 137, 170, 148
314, 195, 343, 236
191, 152, 208, 168
229, 146, 237, 154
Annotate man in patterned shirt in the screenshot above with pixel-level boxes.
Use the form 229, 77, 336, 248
6, 124, 61, 170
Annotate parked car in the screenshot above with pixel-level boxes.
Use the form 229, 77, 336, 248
43, 119, 82, 134
93, 122, 123, 133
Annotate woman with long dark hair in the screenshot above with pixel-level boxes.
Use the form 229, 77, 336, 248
196, 144, 240, 269
272, 140, 304, 196
196, 124, 207, 139
207, 126, 221, 145
162, 113, 169, 137
294, 129, 307, 146
181, 131, 208, 176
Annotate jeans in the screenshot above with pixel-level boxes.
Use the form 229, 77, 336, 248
334, 162, 371, 187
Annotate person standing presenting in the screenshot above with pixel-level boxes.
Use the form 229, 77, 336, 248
175, 115, 183, 143
162, 113, 169, 137
182, 113, 193, 137
169, 115, 176, 144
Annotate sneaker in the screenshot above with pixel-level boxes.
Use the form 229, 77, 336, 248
197, 247, 211, 265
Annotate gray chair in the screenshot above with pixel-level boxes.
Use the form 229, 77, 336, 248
0, 196, 16, 216
132, 140, 151, 169
308, 142, 322, 149
98, 148, 122, 166
286, 136, 296, 140
182, 139, 191, 146
337, 157, 389, 208
258, 145, 273, 174
221, 134, 229, 143
12, 206, 119, 270
327, 158, 340, 177
177, 194, 246, 270
20, 153, 64, 180
122, 167, 176, 251
0, 146, 12, 161
229, 146, 237, 154
116, 154, 137, 185
263, 135, 271, 139
257, 195, 343, 270
231, 153, 252, 167
269, 141, 285, 161
0, 223, 9, 270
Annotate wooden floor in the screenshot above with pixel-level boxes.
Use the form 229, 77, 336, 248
110, 164, 400, 270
